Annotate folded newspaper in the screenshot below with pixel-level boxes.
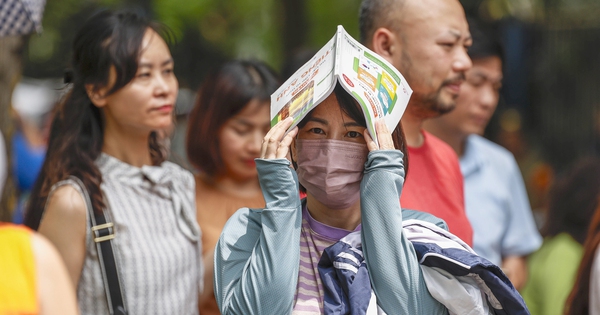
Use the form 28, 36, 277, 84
271, 25, 412, 144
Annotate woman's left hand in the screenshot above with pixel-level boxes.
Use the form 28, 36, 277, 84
364, 119, 395, 151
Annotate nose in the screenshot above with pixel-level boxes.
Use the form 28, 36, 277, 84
154, 73, 176, 97
248, 130, 263, 153
479, 85, 498, 111
452, 48, 472, 74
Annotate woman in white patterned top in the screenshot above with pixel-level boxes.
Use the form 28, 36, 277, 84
24, 10, 202, 315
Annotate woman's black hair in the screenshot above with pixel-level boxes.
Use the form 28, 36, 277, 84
467, 17, 504, 63
542, 156, 600, 244
25, 10, 170, 229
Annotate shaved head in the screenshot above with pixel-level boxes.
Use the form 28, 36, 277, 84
359, 0, 406, 44
360, 0, 472, 118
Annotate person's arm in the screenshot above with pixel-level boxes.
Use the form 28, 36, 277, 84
360, 120, 447, 314
502, 255, 528, 290
37, 185, 87, 287
214, 118, 302, 315
199, 247, 214, 306
32, 232, 79, 315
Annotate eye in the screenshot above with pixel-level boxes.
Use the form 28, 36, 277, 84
466, 75, 484, 87
439, 43, 454, 50
346, 131, 363, 138
137, 72, 151, 78
163, 68, 174, 75
232, 128, 247, 136
309, 127, 325, 135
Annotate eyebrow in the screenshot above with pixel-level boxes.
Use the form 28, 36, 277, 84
138, 58, 174, 68
232, 118, 256, 127
307, 116, 363, 128
232, 117, 271, 128
470, 70, 503, 82
343, 121, 363, 128
307, 117, 328, 125
449, 30, 472, 42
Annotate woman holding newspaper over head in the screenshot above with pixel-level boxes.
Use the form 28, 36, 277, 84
214, 26, 530, 315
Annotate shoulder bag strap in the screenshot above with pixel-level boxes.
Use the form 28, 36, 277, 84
69, 176, 128, 315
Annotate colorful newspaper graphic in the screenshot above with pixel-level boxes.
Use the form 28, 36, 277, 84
271, 25, 412, 145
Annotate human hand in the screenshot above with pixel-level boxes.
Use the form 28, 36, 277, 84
502, 256, 528, 290
364, 119, 395, 151
260, 117, 299, 159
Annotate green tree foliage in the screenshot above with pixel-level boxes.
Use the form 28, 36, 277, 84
307, 0, 361, 48
24, 0, 360, 84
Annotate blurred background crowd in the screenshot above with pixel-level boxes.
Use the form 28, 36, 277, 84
1, 0, 599, 225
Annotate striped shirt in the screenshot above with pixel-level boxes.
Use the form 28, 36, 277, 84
293, 206, 359, 314
49, 153, 202, 315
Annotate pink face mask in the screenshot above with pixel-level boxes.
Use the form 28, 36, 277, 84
295, 139, 369, 209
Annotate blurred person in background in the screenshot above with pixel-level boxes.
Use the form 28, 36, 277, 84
564, 157, 600, 315
10, 80, 58, 223
168, 87, 196, 168
0, 223, 78, 315
185, 59, 279, 315
521, 157, 600, 315
0, 131, 6, 203
495, 108, 554, 229
24, 10, 202, 314
360, 0, 474, 245
423, 18, 541, 290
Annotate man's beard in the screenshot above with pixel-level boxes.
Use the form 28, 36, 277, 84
410, 75, 465, 119
399, 52, 464, 119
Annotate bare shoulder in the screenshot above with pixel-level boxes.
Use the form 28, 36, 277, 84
38, 184, 87, 246
44, 184, 87, 218
38, 183, 88, 287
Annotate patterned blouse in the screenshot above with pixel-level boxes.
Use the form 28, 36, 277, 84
49, 153, 202, 315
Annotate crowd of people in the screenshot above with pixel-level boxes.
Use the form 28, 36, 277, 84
1, 0, 599, 314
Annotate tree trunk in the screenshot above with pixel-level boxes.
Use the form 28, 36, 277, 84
281, 0, 309, 61
0, 35, 25, 222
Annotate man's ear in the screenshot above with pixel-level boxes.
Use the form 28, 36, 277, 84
85, 84, 108, 108
371, 27, 402, 66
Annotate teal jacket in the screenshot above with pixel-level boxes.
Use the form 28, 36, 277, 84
214, 150, 449, 314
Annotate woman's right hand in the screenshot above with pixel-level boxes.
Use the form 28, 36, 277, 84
260, 117, 298, 160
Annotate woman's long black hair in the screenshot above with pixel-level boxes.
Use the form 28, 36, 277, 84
25, 10, 169, 229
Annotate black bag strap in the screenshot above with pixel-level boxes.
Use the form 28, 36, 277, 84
69, 176, 128, 315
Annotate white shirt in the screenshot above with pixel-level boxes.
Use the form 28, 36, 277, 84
460, 134, 541, 264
